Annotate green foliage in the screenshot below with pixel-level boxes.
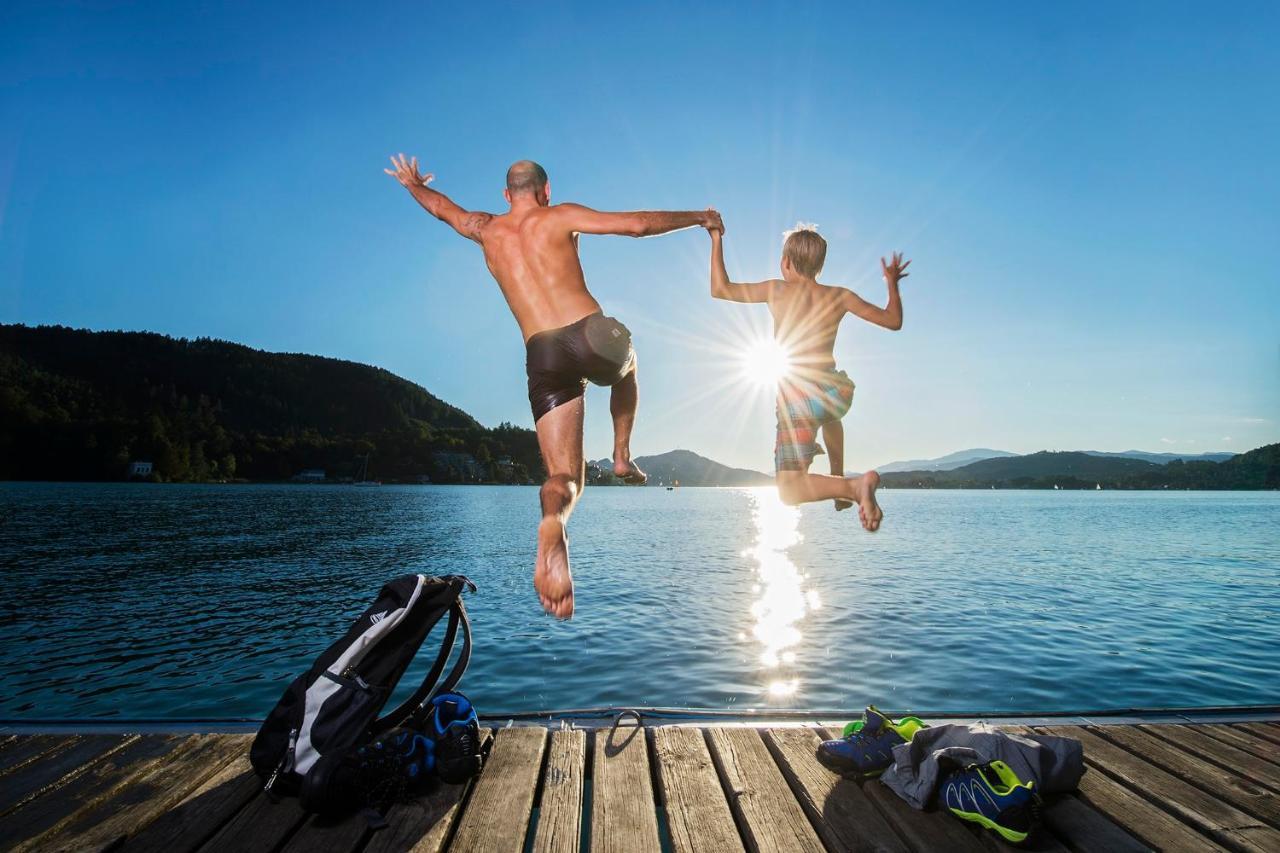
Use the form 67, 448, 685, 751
0, 324, 544, 484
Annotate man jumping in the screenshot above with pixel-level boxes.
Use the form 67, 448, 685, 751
386, 154, 721, 619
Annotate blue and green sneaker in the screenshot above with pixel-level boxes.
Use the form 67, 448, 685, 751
939, 760, 1042, 845
816, 706, 928, 779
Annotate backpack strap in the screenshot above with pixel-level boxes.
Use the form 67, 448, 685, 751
435, 598, 472, 696
371, 579, 473, 734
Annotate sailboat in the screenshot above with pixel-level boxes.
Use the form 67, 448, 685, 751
354, 453, 381, 486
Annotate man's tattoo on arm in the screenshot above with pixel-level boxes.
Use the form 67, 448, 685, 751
463, 212, 492, 241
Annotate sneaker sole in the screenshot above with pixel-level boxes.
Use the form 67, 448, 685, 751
946, 807, 1030, 844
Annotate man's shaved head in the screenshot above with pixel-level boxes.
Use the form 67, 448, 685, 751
506, 160, 548, 196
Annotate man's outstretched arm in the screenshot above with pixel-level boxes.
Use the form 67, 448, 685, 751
385, 154, 491, 243
554, 203, 721, 238
709, 227, 777, 303
841, 252, 910, 330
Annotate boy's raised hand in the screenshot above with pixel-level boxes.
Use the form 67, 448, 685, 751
881, 252, 911, 285
704, 207, 724, 235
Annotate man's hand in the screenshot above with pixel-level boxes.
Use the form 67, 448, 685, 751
881, 252, 911, 286
703, 208, 724, 234
384, 153, 434, 190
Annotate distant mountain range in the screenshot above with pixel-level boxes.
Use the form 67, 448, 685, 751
590, 450, 772, 487
876, 448, 1017, 473
1082, 450, 1236, 465
879, 446, 1278, 490
875, 447, 1235, 472
589, 444, 1277, 490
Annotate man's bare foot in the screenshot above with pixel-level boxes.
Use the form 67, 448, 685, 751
613, 456, 647, 485
534, 517, 574, 618
834, 498, 854, 511
855, 470, 883, 532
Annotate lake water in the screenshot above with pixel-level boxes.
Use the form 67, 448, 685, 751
0, 483, 1276, 721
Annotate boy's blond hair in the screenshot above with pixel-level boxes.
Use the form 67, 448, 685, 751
782, 222, 827, 278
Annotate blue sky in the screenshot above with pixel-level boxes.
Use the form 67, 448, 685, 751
2, 1, 1277, 472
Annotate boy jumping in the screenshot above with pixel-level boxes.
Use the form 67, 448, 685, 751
707, 222, 910, 531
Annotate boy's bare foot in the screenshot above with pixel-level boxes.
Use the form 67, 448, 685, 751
856, 470, 883, 531
613, 456, 648, 485
534, 517, 574, 618
834, 498, 854, 511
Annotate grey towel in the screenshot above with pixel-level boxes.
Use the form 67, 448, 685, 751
880, 723, 1084, 809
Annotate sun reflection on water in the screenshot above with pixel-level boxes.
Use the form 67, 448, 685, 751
745, 488, 820, 700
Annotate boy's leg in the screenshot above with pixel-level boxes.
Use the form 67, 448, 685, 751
776, 469, 883, 531
534, 397, 585, 618
609, 363, 646, 484
821, 420, 854, 511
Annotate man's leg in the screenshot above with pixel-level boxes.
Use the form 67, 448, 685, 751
776, 469, 883, 531
609, 364, 647, 484
821, 420, 854, 512
533, 396, 585, 618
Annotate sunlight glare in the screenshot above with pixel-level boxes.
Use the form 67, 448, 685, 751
743, 488, 817, 703
740, 338, 793, 388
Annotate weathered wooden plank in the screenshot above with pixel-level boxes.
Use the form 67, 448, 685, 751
1039, 725, 1280, 853
532, 729, 586, 853
1038, 795, 1151, 852
1233, 724, 1280, 748
589, 725, 661, 853
28, 734, 246, 853
0, 735, 178, 847
1074, 763, 1226, 852
764, 727, 907, 853
651, 727, 742, 853
0, 736, 74, 776
362, 778, 471, 853
1142, 726, 1280, 793
118, 755, 262, 853
0, 734, 134, 815
1092, 725, 1280, 827
449, 726, 546, 853
193, 788, 308, 853
277, 810, 369, 853
706, 727, 823, 853
1194, 726, 1280, 767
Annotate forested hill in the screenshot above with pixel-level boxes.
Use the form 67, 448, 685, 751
0, 324, 542, 483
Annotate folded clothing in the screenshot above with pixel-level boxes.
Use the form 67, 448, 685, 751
880, 723, 1084, 810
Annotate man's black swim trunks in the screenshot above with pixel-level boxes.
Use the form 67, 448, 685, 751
525, 312, 635, 422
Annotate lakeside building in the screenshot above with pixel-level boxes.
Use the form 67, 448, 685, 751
291, 468, 326, 482
432, 452, 485, 482
126, 460, 153, 479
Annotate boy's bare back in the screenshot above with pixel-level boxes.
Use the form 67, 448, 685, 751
767, 282, 849, 372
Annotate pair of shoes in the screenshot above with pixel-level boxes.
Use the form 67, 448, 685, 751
816, 706, 928, 779
939, 759, 1042, 845
301, 691, 483, 815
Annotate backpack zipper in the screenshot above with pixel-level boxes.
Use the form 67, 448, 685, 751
264, 726, 299, 794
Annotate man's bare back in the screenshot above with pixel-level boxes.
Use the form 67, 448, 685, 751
472, 206, 606, 341
387, 155, 719, 618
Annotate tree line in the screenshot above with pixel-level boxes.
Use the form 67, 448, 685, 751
0, 325, 544, 484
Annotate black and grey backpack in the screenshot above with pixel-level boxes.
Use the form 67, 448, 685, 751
250, 573, 475, 796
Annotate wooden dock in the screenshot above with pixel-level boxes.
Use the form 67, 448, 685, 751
1, 721, 1277, 852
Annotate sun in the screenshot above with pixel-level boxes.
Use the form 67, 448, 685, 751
740, 338, 793, 387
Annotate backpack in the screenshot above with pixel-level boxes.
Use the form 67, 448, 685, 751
250, 573, 475, 796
